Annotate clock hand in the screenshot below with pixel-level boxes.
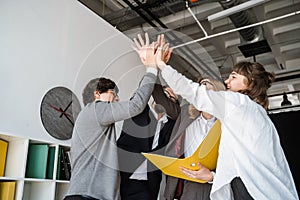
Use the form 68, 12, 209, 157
59, 101, 75, 126
47, 103, 71, 117
48, 103, 74, 125
60, 101, 72, 118
48, 103, 64, 113
62, 113, 74, 126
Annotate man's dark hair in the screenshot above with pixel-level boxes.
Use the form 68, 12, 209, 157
82, 77, 119, 106
82, 78, 99, 106
96, 77, 119, 94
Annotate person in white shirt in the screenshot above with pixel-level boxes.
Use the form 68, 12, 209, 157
132, 33, 299, 200
153, 76, 226, 200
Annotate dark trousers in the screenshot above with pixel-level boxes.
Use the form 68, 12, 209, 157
231, 177, 254, 200
173, 178, 211, 200
64, 195, 98, 200
120, 170, 162, 200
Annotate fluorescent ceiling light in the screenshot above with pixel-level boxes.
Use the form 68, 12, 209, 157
207, 0, 271, 22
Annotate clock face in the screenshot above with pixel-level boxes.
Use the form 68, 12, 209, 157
40, 87, 81, 140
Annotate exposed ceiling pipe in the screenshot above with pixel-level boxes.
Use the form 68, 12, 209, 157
103, 0, 210, 31
132, 0, 168, 28
172, 11, 299, 49
218, 0, 259, 42
121, 0, 222, 80
185, 1, 208, 37
121, 0, 158, 27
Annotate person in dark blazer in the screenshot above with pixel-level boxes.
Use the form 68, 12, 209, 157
117, 85, 180, 200
152, 76, 226, 200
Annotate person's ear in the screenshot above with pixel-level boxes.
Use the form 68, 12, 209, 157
94, 90, 100, 100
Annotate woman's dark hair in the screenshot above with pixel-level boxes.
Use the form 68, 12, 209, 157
232, 61, 275, 109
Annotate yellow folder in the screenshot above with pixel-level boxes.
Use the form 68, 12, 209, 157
143, 120, 221, 183
0, 139, 8, 177
0, 181, 16, 200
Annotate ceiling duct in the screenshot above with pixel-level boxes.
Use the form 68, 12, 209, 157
219, 0, 259, 42
238, 39, 271, 58
120, 0, 221, 80
219, 0, 271, 57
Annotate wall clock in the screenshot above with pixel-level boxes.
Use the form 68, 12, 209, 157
40, 86, 81, 140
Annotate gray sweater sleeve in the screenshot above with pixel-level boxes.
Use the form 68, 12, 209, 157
95, 72, 157, 125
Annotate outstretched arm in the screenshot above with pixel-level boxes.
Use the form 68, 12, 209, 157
97, 33, 160, 125
152, 78, 180, 120
132, 33, 180, 119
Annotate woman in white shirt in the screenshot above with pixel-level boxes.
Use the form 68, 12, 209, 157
132, 33, 299, 200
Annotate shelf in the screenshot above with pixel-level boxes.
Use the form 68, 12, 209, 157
0, 133, 70, 200
23, 181, 55, 200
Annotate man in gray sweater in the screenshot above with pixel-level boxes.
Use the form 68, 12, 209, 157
64, 65, 157, 200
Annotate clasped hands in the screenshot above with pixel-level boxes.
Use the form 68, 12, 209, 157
132, 32, 171, 70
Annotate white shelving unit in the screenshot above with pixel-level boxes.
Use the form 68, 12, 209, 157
0, 133, 70, 200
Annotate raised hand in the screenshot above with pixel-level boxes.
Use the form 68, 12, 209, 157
155, 34, 169, 70
132, 32, 157, 68
156, 34, 172, 63
164, 45, 172, 63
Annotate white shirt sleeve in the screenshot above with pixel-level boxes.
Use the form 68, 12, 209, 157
208, 171, 216, 184
161, 65, 232, 120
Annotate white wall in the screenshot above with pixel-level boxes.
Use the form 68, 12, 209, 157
0, 0, 145, 145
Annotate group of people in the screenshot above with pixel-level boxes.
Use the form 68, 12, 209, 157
63, 33, 299, 200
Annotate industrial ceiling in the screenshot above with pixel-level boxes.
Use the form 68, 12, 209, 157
78, 0, 300, 111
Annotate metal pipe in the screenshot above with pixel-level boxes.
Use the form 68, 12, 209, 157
172, 10, 300, 49
186, 1, 208, 37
